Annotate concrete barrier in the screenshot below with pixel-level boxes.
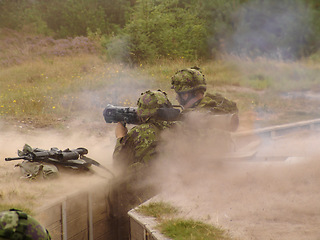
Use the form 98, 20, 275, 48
128, 201, 170, 240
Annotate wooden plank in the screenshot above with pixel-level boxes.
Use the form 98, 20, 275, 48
93, 210, 108, 225
62, 201, 67, 240
36, 203, 62, 225
67, 211, 88, 239
66, 192, 88, 216
48, 224, 62, 240
91, 184, 114, 239
91, 190, 109, 223
36, 203, 62, 240
93, 218, 114, 239
95, 233, 113, 240
68, 229, 88, 240
88, 192, 93, 240
65, 192, 88, 239
35, 183, 117, 240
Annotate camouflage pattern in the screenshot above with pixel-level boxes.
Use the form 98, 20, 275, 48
0, 209, 51, 240
111, 90, 175, 240
171, 67, 238, 114
16, 161, 59, 179
171, 67, 206, 93
114, 89, 175, 169
113, 119, 174, 170
176, 91, 238, 152
186, 92, 238, 114
16, 144, 59, 179
136, 90, 172, 118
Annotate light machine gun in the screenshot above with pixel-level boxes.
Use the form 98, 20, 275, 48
5, 144, 112, 174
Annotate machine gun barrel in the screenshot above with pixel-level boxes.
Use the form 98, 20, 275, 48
5, 156, 30, 161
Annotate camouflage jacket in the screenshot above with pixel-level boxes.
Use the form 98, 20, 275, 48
185, 92, 238, 114
113, 119, 174, 170
179, 92, 238, 149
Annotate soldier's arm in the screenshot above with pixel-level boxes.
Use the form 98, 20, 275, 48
115, 122, 128, 138
113, 126, 137, 170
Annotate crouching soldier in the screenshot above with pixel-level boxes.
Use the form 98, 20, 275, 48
109, 89, 175, 240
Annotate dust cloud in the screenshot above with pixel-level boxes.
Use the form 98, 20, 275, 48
226, 0, 311, 59
0, 65, 160, 212
151, 112, 320, 240
0, 120, 116, 210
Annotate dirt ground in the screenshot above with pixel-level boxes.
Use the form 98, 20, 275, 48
153, 128, 320, 240
1, 116, 320, 240
0, 120, 116, 211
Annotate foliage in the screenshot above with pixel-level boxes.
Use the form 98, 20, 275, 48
0, 55, 108, 123
197, 0, 248, 58
0, 29, 98, 67
137, 201, 231, 240
1, 31, 320, 127
0, 0, 27, 30
0, 0, 320, 61
0, 0, 133, 38
123, 0, 208, 63
159, 219, 230, 240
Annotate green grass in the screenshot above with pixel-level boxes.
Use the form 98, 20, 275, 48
160, 219, 230, 240
1, 33, 320, 128
137, 201, 232, 240
0, 55, 105, 117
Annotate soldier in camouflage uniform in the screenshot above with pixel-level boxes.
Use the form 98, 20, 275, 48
109, 90, 175, 240
171, 67, 239, 152
113, 89, 175, 172
171, 66, 238, 117
0, 209, 51, 240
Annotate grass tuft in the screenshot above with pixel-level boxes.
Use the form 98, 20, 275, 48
159, 219, 230, 240
137, 201, 232, 240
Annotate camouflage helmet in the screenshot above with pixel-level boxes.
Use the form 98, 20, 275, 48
171, 66, 206, 93
0, 209, 51, 240
137, 90, 172, 118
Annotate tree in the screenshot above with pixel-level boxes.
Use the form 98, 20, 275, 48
122, 0, 208, 63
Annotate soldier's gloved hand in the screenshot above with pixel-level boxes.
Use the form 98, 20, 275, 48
115, 122, 128, 139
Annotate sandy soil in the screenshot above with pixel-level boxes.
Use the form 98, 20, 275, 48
1, 116, 320, 240
153, 128, 320, 240
0, 121, 116, 211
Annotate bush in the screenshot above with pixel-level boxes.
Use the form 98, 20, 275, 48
124, 0, 208, 64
